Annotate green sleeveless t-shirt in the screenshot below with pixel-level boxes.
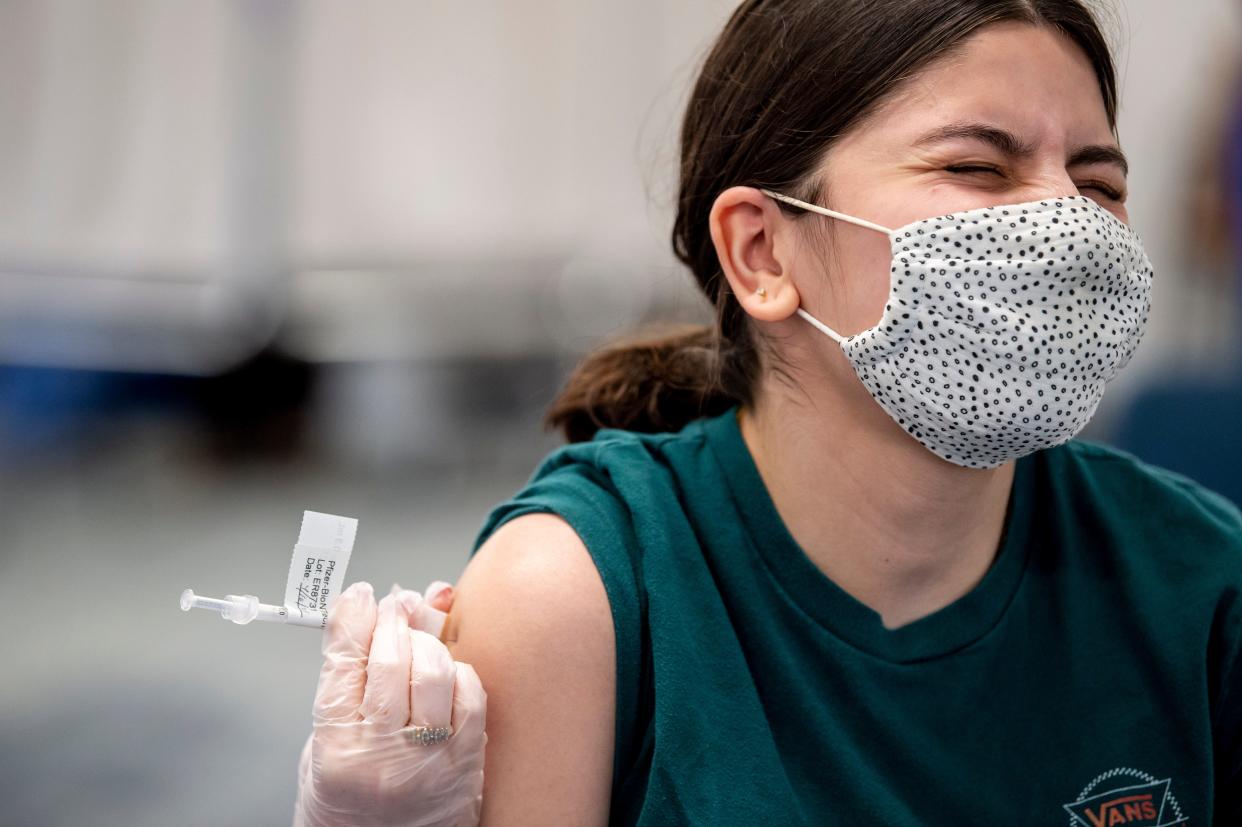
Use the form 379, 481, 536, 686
469, 406, 1242, 826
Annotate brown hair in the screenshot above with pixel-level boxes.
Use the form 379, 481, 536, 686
546, 0, 1120, 442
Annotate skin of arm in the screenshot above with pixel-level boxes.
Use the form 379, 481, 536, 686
443, 512, 616, 826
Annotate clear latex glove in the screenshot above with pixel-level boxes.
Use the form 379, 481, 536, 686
294, 580, 486, 827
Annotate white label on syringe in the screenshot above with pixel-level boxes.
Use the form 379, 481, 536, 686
284, 511, 357, 629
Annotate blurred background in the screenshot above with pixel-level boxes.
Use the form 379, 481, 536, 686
0, 1, 1239, 824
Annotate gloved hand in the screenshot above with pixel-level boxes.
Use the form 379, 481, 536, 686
293, 580, 486, 827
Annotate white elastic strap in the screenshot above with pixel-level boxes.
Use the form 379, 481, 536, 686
795, 307, 846, 345
760, 188, 871, 345
759, 189, 894, 235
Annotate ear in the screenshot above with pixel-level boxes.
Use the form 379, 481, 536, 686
708, 186, 801, 323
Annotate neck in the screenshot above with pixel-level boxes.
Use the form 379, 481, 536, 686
738, 373, 1016, 631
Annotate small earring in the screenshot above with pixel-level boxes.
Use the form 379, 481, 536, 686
756, 286, 768, 301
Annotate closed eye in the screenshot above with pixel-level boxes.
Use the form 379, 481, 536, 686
1076, 180, 1125, 202
946, 165, 1125, 202
945, 164, 1002, 176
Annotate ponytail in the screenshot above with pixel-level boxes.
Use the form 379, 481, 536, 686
544, 323, 752, 443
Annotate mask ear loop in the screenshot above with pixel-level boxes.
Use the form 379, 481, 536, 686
759, 189, 894, 234
758, 189, 895, 345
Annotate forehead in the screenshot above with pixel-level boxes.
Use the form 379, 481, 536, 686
844, 21, 1115, 155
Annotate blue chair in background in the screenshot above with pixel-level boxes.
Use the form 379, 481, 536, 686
1111, 371, 1242, 507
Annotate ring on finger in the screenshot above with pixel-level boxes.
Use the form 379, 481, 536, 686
407, 725, 452, 745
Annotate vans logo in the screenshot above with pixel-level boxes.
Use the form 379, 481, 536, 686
1063, 767, 1188, 826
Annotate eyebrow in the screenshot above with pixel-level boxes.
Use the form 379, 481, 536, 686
913, 121, 1129, 177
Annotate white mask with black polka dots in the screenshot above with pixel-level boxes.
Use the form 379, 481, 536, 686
760, 191, 1154, 469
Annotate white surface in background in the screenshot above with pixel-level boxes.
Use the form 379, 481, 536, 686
0, 0, 289, 373
1, 0, 1237, 378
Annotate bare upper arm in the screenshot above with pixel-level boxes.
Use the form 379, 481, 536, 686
444, 512, 616, 826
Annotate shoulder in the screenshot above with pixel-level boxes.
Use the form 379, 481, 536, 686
468, 435, 651, 612
456, 511, 614, 646
448, 512, 615, 826
523, 417, 711, 485
471, 419, 711, 569
452, 513, 614, 677
1047, 439, 1242, 655
1054, 438, 1242, 548
453, 421, 714, 819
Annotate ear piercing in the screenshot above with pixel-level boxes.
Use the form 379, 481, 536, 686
757, 287, 768, 301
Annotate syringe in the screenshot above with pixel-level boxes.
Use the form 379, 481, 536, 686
179, 511, 446, 637
180, 510, 359, 631
180, 586, 448, 635
180, 589, 290, 625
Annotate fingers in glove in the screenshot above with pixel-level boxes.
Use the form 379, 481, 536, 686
313, 581, 377, 722
422, 581, 454, 641
424, 580, 454, 613
358, 584, 413, 733
399, 583, 448, 638
449, 661, 487, 744
409, 629, 457, 729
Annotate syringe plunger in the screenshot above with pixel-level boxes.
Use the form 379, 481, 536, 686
180, 589, 287, 625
